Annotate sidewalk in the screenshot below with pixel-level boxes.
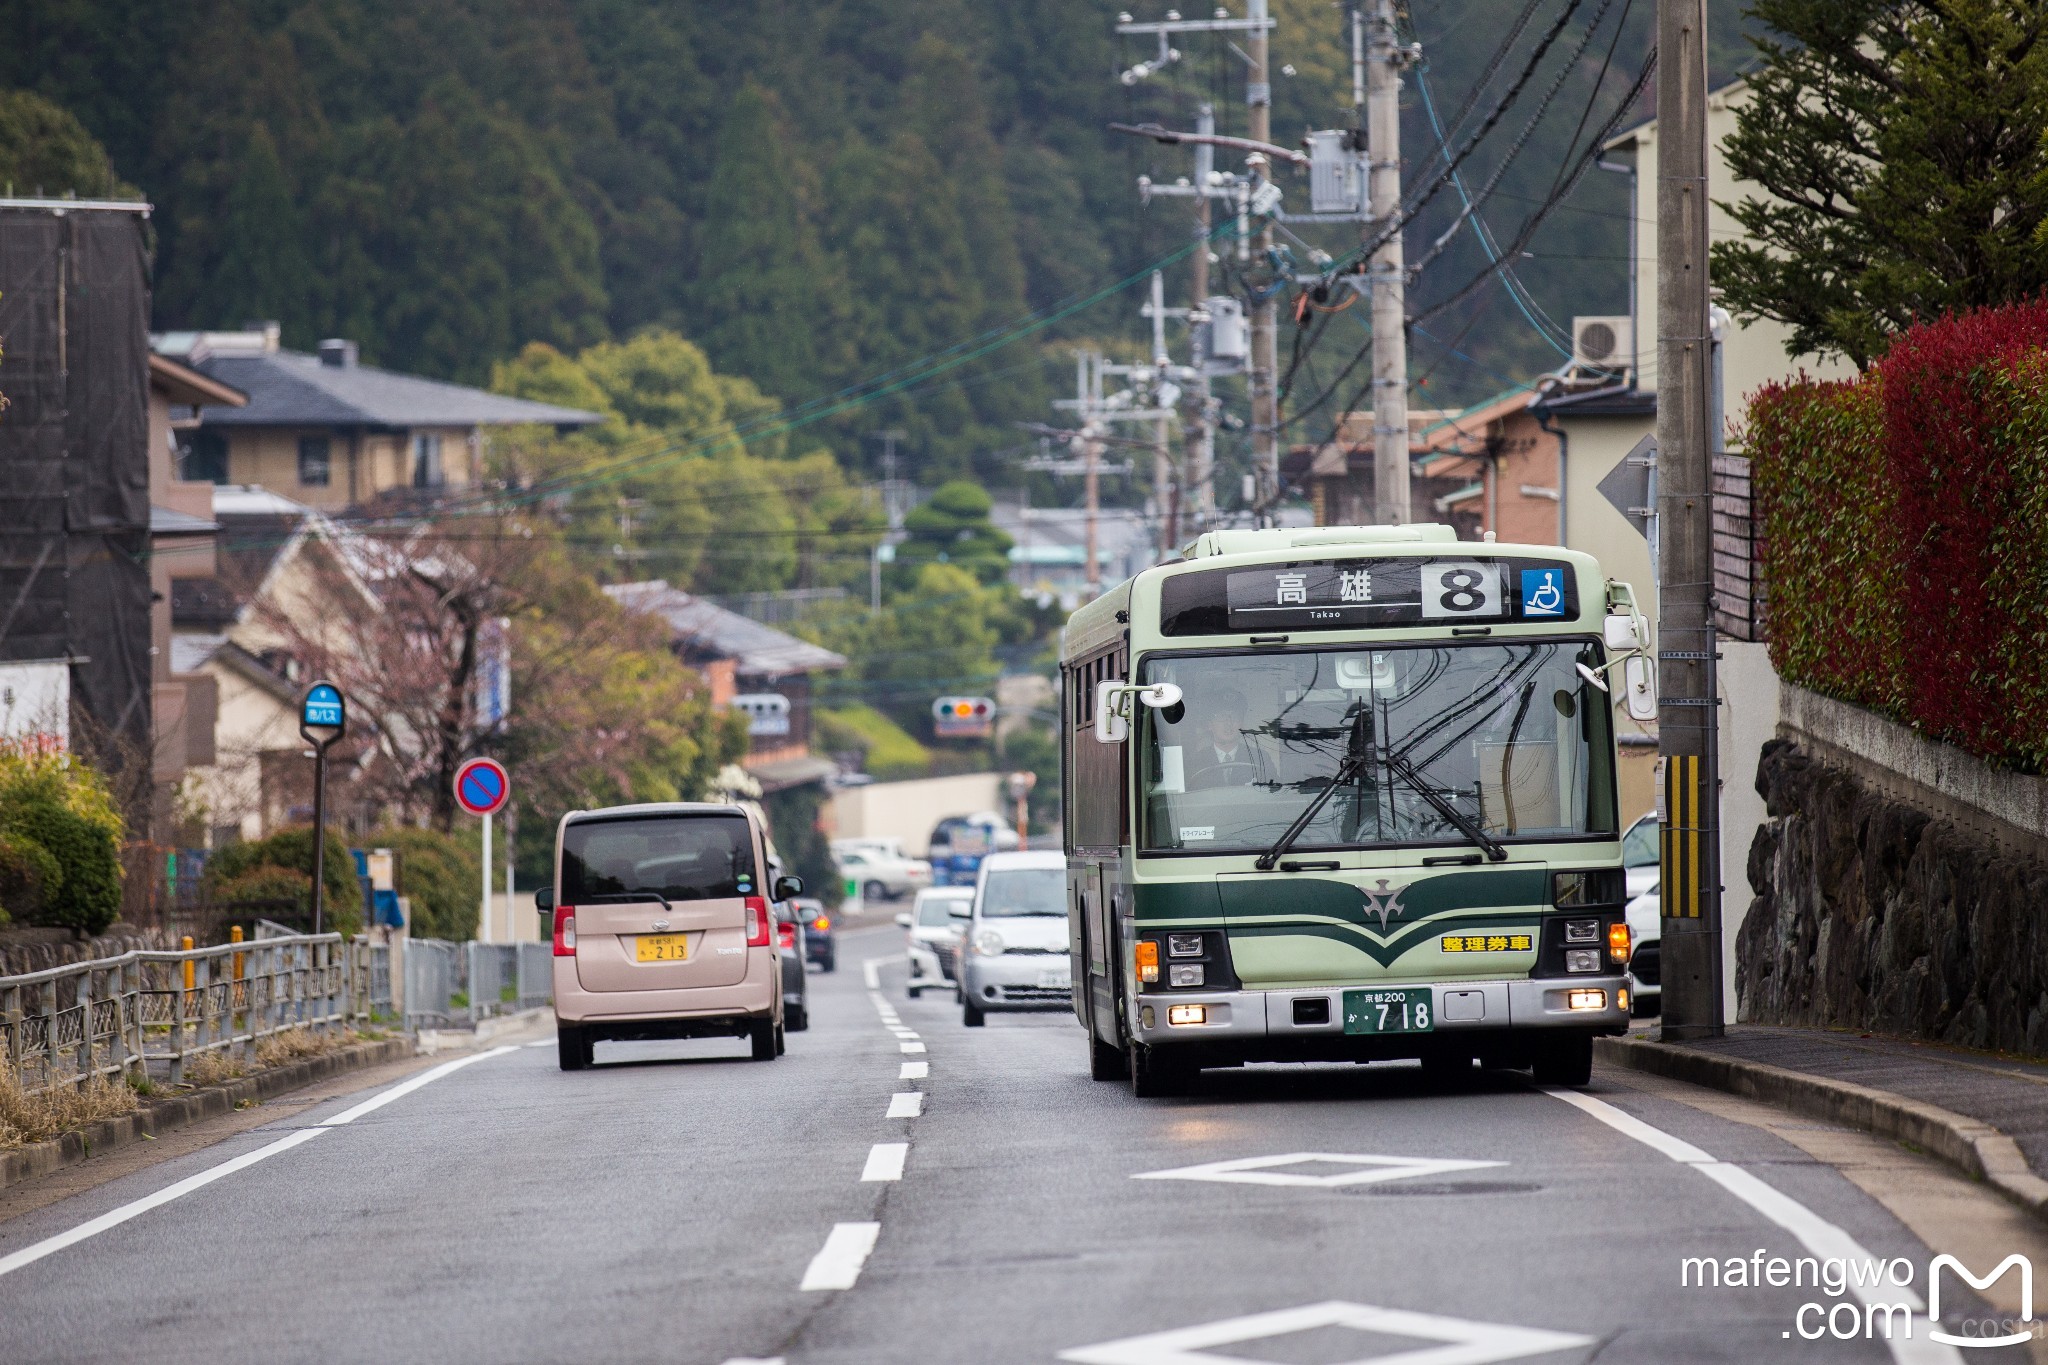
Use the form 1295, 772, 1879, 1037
1599, 1024, 2048, 1221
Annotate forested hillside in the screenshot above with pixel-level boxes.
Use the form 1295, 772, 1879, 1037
3, 0, 1755, 482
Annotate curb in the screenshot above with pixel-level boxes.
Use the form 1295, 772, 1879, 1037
1596, 1035, 2048, 1224
417, 1007, 552, 1054
0, 1036, 416, 1193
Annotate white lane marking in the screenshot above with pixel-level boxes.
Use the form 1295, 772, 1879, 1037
1134, 1151, 1504, 1189
886, 1092, 923, 1119
0, 1044, 518, 1280
899, 1061, 929, 1080
319, 1046, 518, 1126
798, 1221, 881, 1292
524, 1038, 554, 1048
899, 1041, 926, 1054
889, 1030, 919, 1040
1546, 1087, 1961, 1365
1058, 1300, 1592, 1365
861, 957, 883, 989
860, 1142, 908, 1182
719, 1358, 785, 1364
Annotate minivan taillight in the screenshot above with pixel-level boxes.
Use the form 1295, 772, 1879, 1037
553, 910, 577, 957
745, 896, 771, 947
776, 921, 797, 951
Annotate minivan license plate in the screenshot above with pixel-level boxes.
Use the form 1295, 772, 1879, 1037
635, 933, 689, 963
1342, 988, 1433, 1034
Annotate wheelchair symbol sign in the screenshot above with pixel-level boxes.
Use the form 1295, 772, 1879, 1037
1520, 568, 1566, 618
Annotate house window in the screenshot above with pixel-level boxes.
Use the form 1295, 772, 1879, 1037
412, 433, 443, 488
180, 429, 229, 484
297, 436, 331, 487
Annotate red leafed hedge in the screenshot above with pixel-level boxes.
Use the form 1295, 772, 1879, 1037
1749, 299, 2048, 771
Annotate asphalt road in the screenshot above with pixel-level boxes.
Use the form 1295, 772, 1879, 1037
0, 921, 2029, 1364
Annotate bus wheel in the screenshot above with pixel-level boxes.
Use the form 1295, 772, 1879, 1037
1089, 1032, 1125, 1082
1531, 1034, 1593, 1087
1128, 1043, 1187, 1098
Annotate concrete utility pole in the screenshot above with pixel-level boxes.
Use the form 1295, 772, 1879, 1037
1364, 0, 1410, 525
1654, 0, 1724, 1040
1146, 270, 1176, 549
1187, 106, 1218, 535
1246, 0, 1280, 521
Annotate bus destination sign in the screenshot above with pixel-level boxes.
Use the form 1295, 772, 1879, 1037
1212, 557, 1578, 633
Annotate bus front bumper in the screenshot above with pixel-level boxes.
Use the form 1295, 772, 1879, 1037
1129, 976, 1630, 1048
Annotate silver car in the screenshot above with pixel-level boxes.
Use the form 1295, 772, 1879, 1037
898, 886, 972, 998
957, 850, 1072, 1027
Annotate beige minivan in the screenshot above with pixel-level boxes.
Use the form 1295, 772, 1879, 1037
537, 802, 801, 1071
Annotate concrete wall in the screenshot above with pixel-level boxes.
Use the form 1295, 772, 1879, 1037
829, 773, 1006, 856
1716, 640, 1781, 1020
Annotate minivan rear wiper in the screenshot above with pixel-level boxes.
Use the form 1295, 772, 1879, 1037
575, 891, 675, 907
1382, 752, 1507, 862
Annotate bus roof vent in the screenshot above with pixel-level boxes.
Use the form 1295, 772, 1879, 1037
1182, 524, 1460, 559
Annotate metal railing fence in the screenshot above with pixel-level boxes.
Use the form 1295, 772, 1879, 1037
0, 934, 357, 1093
403, 940, 551, 1029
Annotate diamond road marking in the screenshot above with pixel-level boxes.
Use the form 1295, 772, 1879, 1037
1132, 1151, 1506, 1189
1056, 1299, 1593, 1365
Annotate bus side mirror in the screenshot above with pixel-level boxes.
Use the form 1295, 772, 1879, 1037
1094, 680, 1129, 744
1623, 655, 1657, 722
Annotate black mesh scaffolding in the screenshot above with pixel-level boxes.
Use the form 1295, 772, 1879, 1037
0, 205, 154, 770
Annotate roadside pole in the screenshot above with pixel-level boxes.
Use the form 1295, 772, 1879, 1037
1246, 0, 1279, 519
453, 758, 511, 949
297, 682, 346, 936
1653, 0, 1724, 1039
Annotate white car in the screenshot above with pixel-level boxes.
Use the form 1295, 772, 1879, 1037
1624, 884, 1660, 1017
1622, 811, 1659, 901
897, 886, 973, 998
835, 846, 932, 901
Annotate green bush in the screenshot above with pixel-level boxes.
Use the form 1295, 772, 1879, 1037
365, 827, 480, 941
0, 747, 124, 934
211, 865, 315, 908
815, 705, 931, 780
201, 826, 360, 938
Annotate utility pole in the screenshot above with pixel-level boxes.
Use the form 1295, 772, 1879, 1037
1654, 0, 1723, 1040
1188, 106, 1217, 535
1364, 0, 1411, 525
1083, 354, 1103, 598
1246, 0, 1280, 521
1143, 270, 1177, 551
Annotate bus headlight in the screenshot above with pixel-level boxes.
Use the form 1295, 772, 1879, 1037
1168, 963, 1205, 988
1565, 948, 1602, 974
972, 928, 1006, 957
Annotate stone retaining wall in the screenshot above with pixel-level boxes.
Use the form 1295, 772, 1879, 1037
1739, 729, 2048, 1053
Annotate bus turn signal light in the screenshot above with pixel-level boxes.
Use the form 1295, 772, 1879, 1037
1135, 940, 1159, 984
1609, 921, 1631, 964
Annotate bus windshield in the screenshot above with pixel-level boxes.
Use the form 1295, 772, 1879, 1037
1138, 642, 1616, 856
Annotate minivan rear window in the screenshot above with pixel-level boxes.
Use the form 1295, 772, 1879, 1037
562, 815, 758, 903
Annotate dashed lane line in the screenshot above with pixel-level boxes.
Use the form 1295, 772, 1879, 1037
899, 1041, 927, 1054
900, 1061, 929, 1080
799, 1222, 881, 1292
860, 1143, 908, 1182
0, 1045, 518, 1281
861, 957, 884, 989
886, 1092, 924, 1119
1545, 1086, 1963, 1365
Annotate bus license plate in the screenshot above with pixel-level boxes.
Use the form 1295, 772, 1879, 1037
1342, 988, 1433, 1034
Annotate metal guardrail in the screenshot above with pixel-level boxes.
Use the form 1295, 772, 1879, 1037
0, 934, 358, 1093
404, 940, 552, 1031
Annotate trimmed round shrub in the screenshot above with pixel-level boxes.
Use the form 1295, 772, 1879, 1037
0, 748, 124, 935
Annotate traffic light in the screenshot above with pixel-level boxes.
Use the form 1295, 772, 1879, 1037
932, 695, 996, 738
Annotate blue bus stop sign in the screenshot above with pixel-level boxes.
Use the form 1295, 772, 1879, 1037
300, 681, 346, 746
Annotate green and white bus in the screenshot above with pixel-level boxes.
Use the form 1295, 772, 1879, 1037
1059, 524, 1656, 1096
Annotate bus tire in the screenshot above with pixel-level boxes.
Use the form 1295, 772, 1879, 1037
1089, 1031, 1125, 1081
1531, 1034, 1593, 1087
1128, 1043, 1187, 1098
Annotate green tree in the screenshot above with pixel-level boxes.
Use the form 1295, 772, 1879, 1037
1715, 0, 2048, 368
692, 82, 845, 403
0, 89, 134, 198
199, 826, 361, 938
806, 562, 1003, 735
0, 747, 124, 935
208, 124, 316, 342
894, 479, 1014, 587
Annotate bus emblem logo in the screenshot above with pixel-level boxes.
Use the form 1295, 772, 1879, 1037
1360, 879, 1407, 931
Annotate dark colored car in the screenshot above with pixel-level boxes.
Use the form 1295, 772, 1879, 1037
794, 896, 835, 973
773, 905, 810, 1031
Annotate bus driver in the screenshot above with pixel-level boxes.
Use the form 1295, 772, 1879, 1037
1185, 688, 1268, 790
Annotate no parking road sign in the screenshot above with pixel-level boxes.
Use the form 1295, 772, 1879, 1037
453, 757, 510, 817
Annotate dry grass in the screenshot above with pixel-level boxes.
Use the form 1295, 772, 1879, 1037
0, 1059, 140, 1150
180, 1049, 246, 1087
253, 1025, 358, 1069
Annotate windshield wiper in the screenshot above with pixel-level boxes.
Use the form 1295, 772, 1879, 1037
1382, 752, 1507, 862
577, 891, 675, 907
1255, 705, 1374, 871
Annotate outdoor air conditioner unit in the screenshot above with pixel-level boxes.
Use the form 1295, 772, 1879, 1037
1572, 316, 1632, 375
